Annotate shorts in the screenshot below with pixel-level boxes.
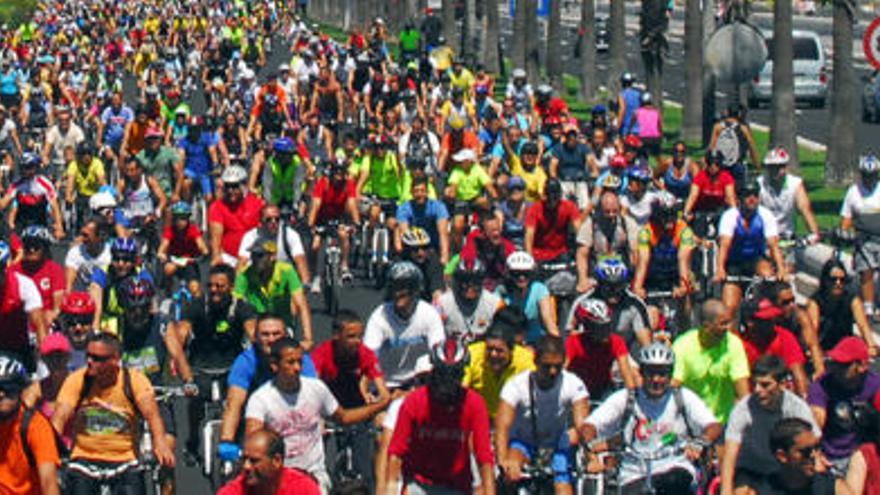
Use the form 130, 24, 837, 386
0, 93, 20, 109
453, 199, 476, 217
724, 163, 746, 184
184, 168, 215, 196
560, 180, 591, 210
726, 259, 758, 279
640, 137, 662, 157
509, 439, 574, 485
854, 239, 880, 273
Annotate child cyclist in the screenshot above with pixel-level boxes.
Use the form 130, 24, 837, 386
157, 201, 209, 296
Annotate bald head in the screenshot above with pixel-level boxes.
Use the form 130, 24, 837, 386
600, 191, 620, 216
701, 299, 728, 325
247, 428, 285, 459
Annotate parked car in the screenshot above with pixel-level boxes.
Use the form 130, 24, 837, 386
748, 30, 828, 109
862, 71, 880, 123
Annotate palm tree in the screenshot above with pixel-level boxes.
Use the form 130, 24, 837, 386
640, 0, 668, 113
511, 0, 528, 71
443, 0, 457, 52
826, 0, 857, 185
682, 0, 703, 142
546, 0, 563, 92
578, 0, 597, 102
769, 0, 798, 168
608, 0, 627, 96
485, 0, 502, 73
524, 0, 540, 85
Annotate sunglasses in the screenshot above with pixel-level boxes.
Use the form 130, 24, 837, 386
86, 352, 113, 363
779, 298, 795, 306
113, 256, 135, 263
796, 444, 820, 458
642, 366, 672, 377
66, 315, 92, 327
223, 184, 241, 191
0, 383, 22, 397
23, 243, 44, 252
831, 276, 846, 284
263, 216, 281, 223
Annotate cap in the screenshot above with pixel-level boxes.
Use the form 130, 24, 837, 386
751, 298, 783, 321
828, 336, 870, 364
40, 332, 72, 356
251, 237, 278, 256
452, 148, 477, 162
507, 176, 526, 190
145, 126, 163, 138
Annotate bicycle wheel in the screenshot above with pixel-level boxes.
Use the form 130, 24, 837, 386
324, 261, 340, 316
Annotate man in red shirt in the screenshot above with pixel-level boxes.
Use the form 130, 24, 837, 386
10, 226, 64, 326
0, 241, 47, 372
740, 298, 809, 396
306, 159, 360, 282
387, 339, 495, 494
533, 84, 570, 127
218, 428, 321, 495
565, 298, 636, 399
209, 165, 265, 267
460, 214, 516, 291
524, 178, 583, 263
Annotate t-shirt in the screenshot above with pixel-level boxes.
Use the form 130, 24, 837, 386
524, 199, 581, 262
388, 386, 493, 492
227, 346, 317, 393
497, 282, 552, 344
509, 159, 547, 202
239, 227, 305, 265
672, 329, 751, 423
692, 170, 735, 212
208, 194, 265, 258
740, 327, 806, 369
0, 272, 43, 352
726, 390, 821, 476
363, 301, 445, 387
161, 223, 203, 258
64, 244, 112, 292
0, 406, 60, 495
718, 206, 780, 240
217, 467, 322, 495
66, 158, 105, 197
463, 342, 535, 418
311, 341, 383, 408
566, 332, 628, 399
312, 177, 356, 221
841, 182, 880, 235
363, 153, 401, 200
9, 260, 64, 311
56, 367, 154, 463
552, 142, 591, 181
396, 199, 449, 249
234, 262, 303, 325
437, 289, 503, 341
448, 164, 491, 202
807, 371, 880, 460
500, 370, 590, 448
245, 378, 339, 475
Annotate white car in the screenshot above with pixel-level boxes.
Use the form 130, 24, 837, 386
748, 30, 828, 109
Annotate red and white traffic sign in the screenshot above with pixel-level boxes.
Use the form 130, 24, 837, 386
864, 17, 880, 70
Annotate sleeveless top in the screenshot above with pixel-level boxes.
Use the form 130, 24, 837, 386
123, 175, 154, 220
664, 164, 692, 201
730, 211, 766, 263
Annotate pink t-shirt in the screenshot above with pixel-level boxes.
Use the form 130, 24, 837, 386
635, 107, 662, 139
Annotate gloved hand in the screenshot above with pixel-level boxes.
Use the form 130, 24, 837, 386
218, 442, 241, 462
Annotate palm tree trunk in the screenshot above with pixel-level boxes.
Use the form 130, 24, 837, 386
769, 0, 798, 169
682, 0, 703, 142
702, 0, 716, 146
578, 0, 597, 102
640, 0, 667, 114
511, 0, 528, 71
546, 0, 563, 92
442, 0, 457, 52
465, 0, 480, 64
826, 0, 856, 185
485, 0, 501, 73
608, 0, 627, 96
524, 0, 540, 85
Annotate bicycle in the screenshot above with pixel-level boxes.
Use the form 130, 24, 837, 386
196, 366, 236, 491
645, 289, 686, 343
140, 385, 186, 495
360, 197, 394, 288
314, 219, 348, 316
322, 423, 375, 490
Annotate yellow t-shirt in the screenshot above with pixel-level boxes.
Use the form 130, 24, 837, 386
66, 158, 106, 197
56, 367, 155, 463
509, 157, 547, 202
463, 342, 535, 418
449, 68, 475, 93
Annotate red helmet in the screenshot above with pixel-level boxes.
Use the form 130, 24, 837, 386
624, 135, 643, 149
61, 292, 96, 315
610, 154, 629, 169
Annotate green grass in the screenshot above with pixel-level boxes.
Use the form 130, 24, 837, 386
0, 0, 37, 26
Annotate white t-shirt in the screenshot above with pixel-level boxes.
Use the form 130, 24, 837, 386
841, 182, 880, 235
586, 387, 717, 486
383, 397, 405, 430
500, 370, 589, 449
64, 243, 112, 291
364, 301, 445, 387
0, 118, 16, 143
238, 226, 305, 264
12, 272, 43, 312
245, 378, 340, 475
437, 289, 502, 342
621, 190, 658, 227
718, 205, 779, 239
758, 174, 802, 238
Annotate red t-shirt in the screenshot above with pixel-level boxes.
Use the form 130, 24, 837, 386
692, 170, 734, 212
535, 97, 570, 120
565, 332, 628, 398
311, 341, 383, 408
217, 467, 321, 495
10, 260, 64, 311
740, 326, 806, 369
208, 193, 265, 258
524, 199, 581, 262
312, 177, 356, 222
388, 386, 494, 492
162, 224, 203, 258
440, 131, 479, 154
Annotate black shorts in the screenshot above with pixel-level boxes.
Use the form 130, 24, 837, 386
0, 93, 20, 109
726, 260, 758, 278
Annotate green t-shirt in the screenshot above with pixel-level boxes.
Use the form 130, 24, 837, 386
399, 29, 421, 53
136, 146, 180, 195
672, 328, 751, 423
161, 102, 191, 124
365, 153, 401, 199
448, 164, 491, 202
234, 261, 303, 325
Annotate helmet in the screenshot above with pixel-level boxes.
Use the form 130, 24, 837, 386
640, 92, 652, 105
506, 250, 536, 272
61, 292, 96, 315
620, 72, 635, 84
89, 191, 117, 211
189, 115, 205, 128
221, 165, 248, 184
273, 137, 295, 154
860, 154, 880, 174
573, 298, 612, 328
623, 135, 643, 150
430, 338, 470, 369
454, 258, 486, 287
545, 178, 563, 199
638, 342, 675, 368
591, 104, 607, 116
447, 114, 466, 131
329, 157, 349, 176
536, 84, 552, 98
20, 152, 41, 169
118, 278, 155, 308
387, 261, 424, 295
736, 177, 761, 198
650, 192, 678, 225
0, 241, 9, 267
170, 201, 192, 217
763, 146, 790, 167
76, 142, 95, 156
595, 258, 629, 285
401, 227, 431, 248
0, 353, 27, 388
601, 174, 622, 190
20, 225, 53, 245
610, 155, 628, 169
627, 166, 652, 183
512, 68, 526, 79
111, 237, 138, 258
705, 149, 724, 166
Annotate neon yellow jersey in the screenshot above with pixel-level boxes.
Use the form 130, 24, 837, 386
448, 163, 491, 202
66, 158, 106, 197
364, 153, 401, 200
398, 170, 438, 203
509, 157, 547, 202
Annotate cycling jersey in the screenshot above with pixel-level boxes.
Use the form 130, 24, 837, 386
497, 281, 552, 344
208, 193, 265, 261
448, 162, 491, 202
364, 152, 401, 200
312, 177, 355, 222
234, 261, 303, 327
437, 289, 503, 342
691, 169, 734, 212
228, 345, 316, 395
181, 298, 254, 369
621, 190, 658, 226
9, 258, 64, 311
740, 325, 806, 369
509, 159, 547, 202
719, 206, 779, 264
758, 174, 802, 239
638, 220, 694, 287
363, 301, 445, 387
120, 174, 155, 221
268, 154, 303, 206
525, 199, 580, 262
121, 316, 168, 384
6, 175, 56, 228
566, 292, 650, 355
619, 87, 641, 136
0, 271, 42, 361
45, 124, 85, 167
136, 145, 179, 197
179, 133, 214, 175
162, 223, 204, 258
566, 331, 629, 400
66, 158, 105, 197
100, 105, 133, 147
311, 341, 383, 408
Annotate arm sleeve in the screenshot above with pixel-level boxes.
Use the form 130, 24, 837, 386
761, 208, 779, 238
227, 352, 255, 390
17, 275, 43, 312
806, 380, 828, 409
682, 388, 719, 431
717, 209, 737, 238
840, 187, 855, 218
244, 390, 267, 421
724, 399, 749, 443
363, 310, 384, 352
727, 336, 752, 381
361, 347, 384, 379
585, 390, 627, 435
425, 305, 446, 347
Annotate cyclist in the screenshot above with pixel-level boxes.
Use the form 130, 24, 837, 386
709, 103, 760, 183
616, 72, 641, 137
0, 105, 23, 170
499, 176, 531, 248
217, 111, 249, 167
533, 84, 570, 129
10, 226, 64, 325
445, 147, 496, 248
396, 175, 451, 265
64, 217, 111, 292
117, 156, 167, 238
51, 332, 175, 495
209, 165, 266, 267
298, 112, 334, 165
436, 114, 479, 177
249, 137, 310, 211
621, 166, 658, 226
575, 190, 639, 292
41, 107, 84, 182
96, 92, 134, 167
682, 149, 736, 236
657, 140, 699, 202
386, 338, 496, 495
217, 428, 322, 495
89, 236, 155, 335
358, 134, 403, 243
309, 65, 344, 126
0, 353, 61, 495
566, 298, 637, 400
497, 250, 559, 344
176, 115, 219, 203
738, 297, 809, 397
306, 157, 360, 286
715, 177, 786, 310
583, 342, 723, 494
840, 154, 880, 320
65, 143, 106, 232
1, 153, 64, 239
505, 68, 534, 114
364, 261, 445, 388
549, 123, 592, 209
438, 258, 504, 342
239, 205, 311, 289
136, 126, 180, 201
757, 146, 820, 245
495, 335, 589, 495
157, 201, 209, 294
508, 140, 547, 203
56, 292, 98, 371
807, 259, 877, 357
525, 178, 582, 264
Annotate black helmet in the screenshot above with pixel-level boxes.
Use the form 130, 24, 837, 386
545, 178, 562, 200
737, 176, 760, 198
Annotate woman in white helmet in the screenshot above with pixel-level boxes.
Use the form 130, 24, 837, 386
841, 154, 880, 321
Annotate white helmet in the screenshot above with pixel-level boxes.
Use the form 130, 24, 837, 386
512, 68, 526, 79
763, 146, 790, 167
89, 191, 117, 211
860, 154, 880, 174
221, 165, 248, 184
638, 342, 675, 368
506, 250, 536, 271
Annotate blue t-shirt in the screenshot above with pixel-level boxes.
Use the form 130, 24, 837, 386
227, 345, 316, 392
0, 71, 18, 95
101, 105, 134, 146
396, 199, 449, 249
498, 281, 551, 343
178, 133, 215, 174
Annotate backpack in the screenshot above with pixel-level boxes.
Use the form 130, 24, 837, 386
715, 120, 744, 168
20, 407, 69, 468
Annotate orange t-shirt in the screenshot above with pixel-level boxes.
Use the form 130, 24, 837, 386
56, 368, 154, 463
0, 407, 60, 495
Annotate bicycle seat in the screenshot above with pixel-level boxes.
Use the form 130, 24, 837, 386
197, 367, 230, 379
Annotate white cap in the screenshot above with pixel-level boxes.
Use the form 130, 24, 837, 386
279, 63, 290, 72
452, 148, 477, 162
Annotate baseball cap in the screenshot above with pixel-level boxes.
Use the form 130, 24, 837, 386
508, 176, 526, 190
452, 148, 477, 163
40, 332, 72, 356
251, 238, 278, 256
828, 336, 869, 364
751, 298, 783, 321
145, 126, 163, 139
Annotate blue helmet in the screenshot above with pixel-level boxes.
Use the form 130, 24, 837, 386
627, 166, 652, 183
110, 237, 138, 257
595, 258, 630, 285
170, 201, 193, 217
20, 225, 53, 245
273, 137, 295, 154
20, 152, 41, 169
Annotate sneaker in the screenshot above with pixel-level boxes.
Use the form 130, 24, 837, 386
311, 276, 322, 294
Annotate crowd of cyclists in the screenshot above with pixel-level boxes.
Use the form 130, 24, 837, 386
5, 0, 880, 494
